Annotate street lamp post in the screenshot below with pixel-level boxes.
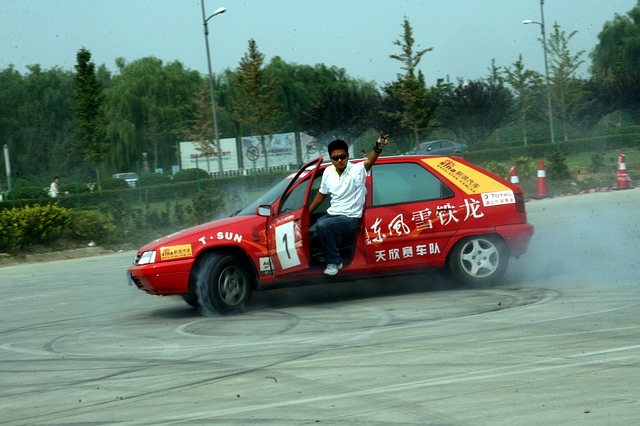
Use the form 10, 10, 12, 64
201, 2, 226, 175
523, 0, 557, 150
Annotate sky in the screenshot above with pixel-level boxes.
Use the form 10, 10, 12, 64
1, 0, 638, 86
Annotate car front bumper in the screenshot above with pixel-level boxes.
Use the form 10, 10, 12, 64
128, 258, 192, 295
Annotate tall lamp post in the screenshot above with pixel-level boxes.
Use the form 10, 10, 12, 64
523, 0, 557, 150
201, 2, 226, 175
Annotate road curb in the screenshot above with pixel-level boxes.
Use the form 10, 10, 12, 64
0, 246, 110, 267
528, 186, 626, 201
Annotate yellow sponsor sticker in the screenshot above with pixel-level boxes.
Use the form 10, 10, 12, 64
422, 157, 510, 195
159, 244, 193, 261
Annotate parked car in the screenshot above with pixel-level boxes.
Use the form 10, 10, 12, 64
405, 140, 468, 156
112, 172, 139, 188
128, 155, 533, 315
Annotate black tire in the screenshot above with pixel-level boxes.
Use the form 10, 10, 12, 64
195, 252, 252, 314
181, 294, 199, 308
448, 235, 509, 288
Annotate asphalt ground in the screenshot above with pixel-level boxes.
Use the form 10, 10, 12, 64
0, 188, 638, 425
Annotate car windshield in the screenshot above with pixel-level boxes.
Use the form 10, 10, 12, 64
236, 177, 293, 216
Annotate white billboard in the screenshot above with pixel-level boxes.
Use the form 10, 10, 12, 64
179, 132, 317, 174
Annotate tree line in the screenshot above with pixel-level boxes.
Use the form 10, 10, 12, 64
1, 2, 640, 190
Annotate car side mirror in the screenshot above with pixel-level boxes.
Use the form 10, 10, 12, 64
257, 205, 272, 217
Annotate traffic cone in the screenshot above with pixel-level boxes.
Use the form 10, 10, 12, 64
507, 165, 520, 187
532, 159, 549, 199
614, 150, 633, 190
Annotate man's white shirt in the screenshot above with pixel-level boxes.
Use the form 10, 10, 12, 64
49, 182, 59, 197
319, 161, 369, 218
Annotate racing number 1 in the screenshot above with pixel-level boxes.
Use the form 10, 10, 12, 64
275, 221, 301, 269
282, 234, 291, 259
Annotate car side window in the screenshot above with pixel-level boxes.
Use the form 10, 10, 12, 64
372, 163, 454, 206
279, 177, 311, 214
425, 141, 440, 151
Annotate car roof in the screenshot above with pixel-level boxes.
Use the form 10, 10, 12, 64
420, 139, 455, 145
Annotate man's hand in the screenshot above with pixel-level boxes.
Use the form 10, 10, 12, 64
364, 131, 389, 171
377, 131, 389, 149
374, 131, 389, 153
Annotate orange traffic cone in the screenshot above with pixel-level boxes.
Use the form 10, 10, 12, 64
614, 150, 633, 190
507, 165, 520, 187
532, 159, 549, 199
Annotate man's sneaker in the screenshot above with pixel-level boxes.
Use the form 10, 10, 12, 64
324, 263, 343, 276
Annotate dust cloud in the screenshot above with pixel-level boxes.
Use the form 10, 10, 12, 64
505, 190, 640, 286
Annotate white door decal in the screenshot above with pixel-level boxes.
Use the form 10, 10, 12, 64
275, 221, 301, 269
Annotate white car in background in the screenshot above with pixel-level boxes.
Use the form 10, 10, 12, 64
113, 172, 139, 188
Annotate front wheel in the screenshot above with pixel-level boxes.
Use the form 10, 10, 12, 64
181, 294, 199, 308
448, 235, 509, 288
196, 253, 253, 315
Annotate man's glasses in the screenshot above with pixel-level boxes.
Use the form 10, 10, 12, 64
331, 154, 347, 161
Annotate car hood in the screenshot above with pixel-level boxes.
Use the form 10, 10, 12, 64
136, 214, 263, 253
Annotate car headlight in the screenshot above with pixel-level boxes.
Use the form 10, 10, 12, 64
137, 250, 157, 265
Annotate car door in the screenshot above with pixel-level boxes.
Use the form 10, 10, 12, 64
363, 161, 461, 270
422, 141, 441, 155
439, 140, 455, 154
265, 156, 323, 277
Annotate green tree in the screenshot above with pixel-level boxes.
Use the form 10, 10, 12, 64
0, 65, 80, 185
437, 78, 515, 148
183, 84, 216, 157
383, 17, 436, 149
590, 1, 640, 121
265, 57, 324, 162
232, 39, 281, 169
104, 57, 201, 173
72, 49, 109, 190
300, 79, 380, 147
503, 54, 544, 145
546, 22, 591, 140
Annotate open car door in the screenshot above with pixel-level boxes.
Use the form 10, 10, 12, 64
266, 156, 324, 278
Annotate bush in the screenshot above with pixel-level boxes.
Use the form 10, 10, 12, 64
480, 161, 510, 179
589, 153, 605, 173
173, 168, 210, 183
140, 172, 172, 187
68, 210, 115, 243
142, 201, 171, 230
546, 150, 571, 181
511, 156, 535, 182
192, 188, 225, 223
101, 177, 129, 190
14, 186, 48, 200
59, 182, 92, 194
0, 204, 71, 251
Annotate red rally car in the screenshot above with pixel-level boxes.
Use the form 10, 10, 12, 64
128, 155, 534, 315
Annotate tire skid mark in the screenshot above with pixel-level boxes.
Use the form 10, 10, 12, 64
89, 354, 640, 426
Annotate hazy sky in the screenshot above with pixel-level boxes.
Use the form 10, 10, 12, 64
1, 0, 637, 86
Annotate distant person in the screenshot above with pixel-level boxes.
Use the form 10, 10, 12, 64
48, 176, 68, 197
309, 132, 389, 275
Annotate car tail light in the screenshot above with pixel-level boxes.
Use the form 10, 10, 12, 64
515, 193, 526, 213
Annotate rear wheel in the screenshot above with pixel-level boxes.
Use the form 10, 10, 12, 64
195, 252, 252, 314
448, 235, 508, 288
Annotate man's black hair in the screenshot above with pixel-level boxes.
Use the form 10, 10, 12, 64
327, 139, 348, 155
